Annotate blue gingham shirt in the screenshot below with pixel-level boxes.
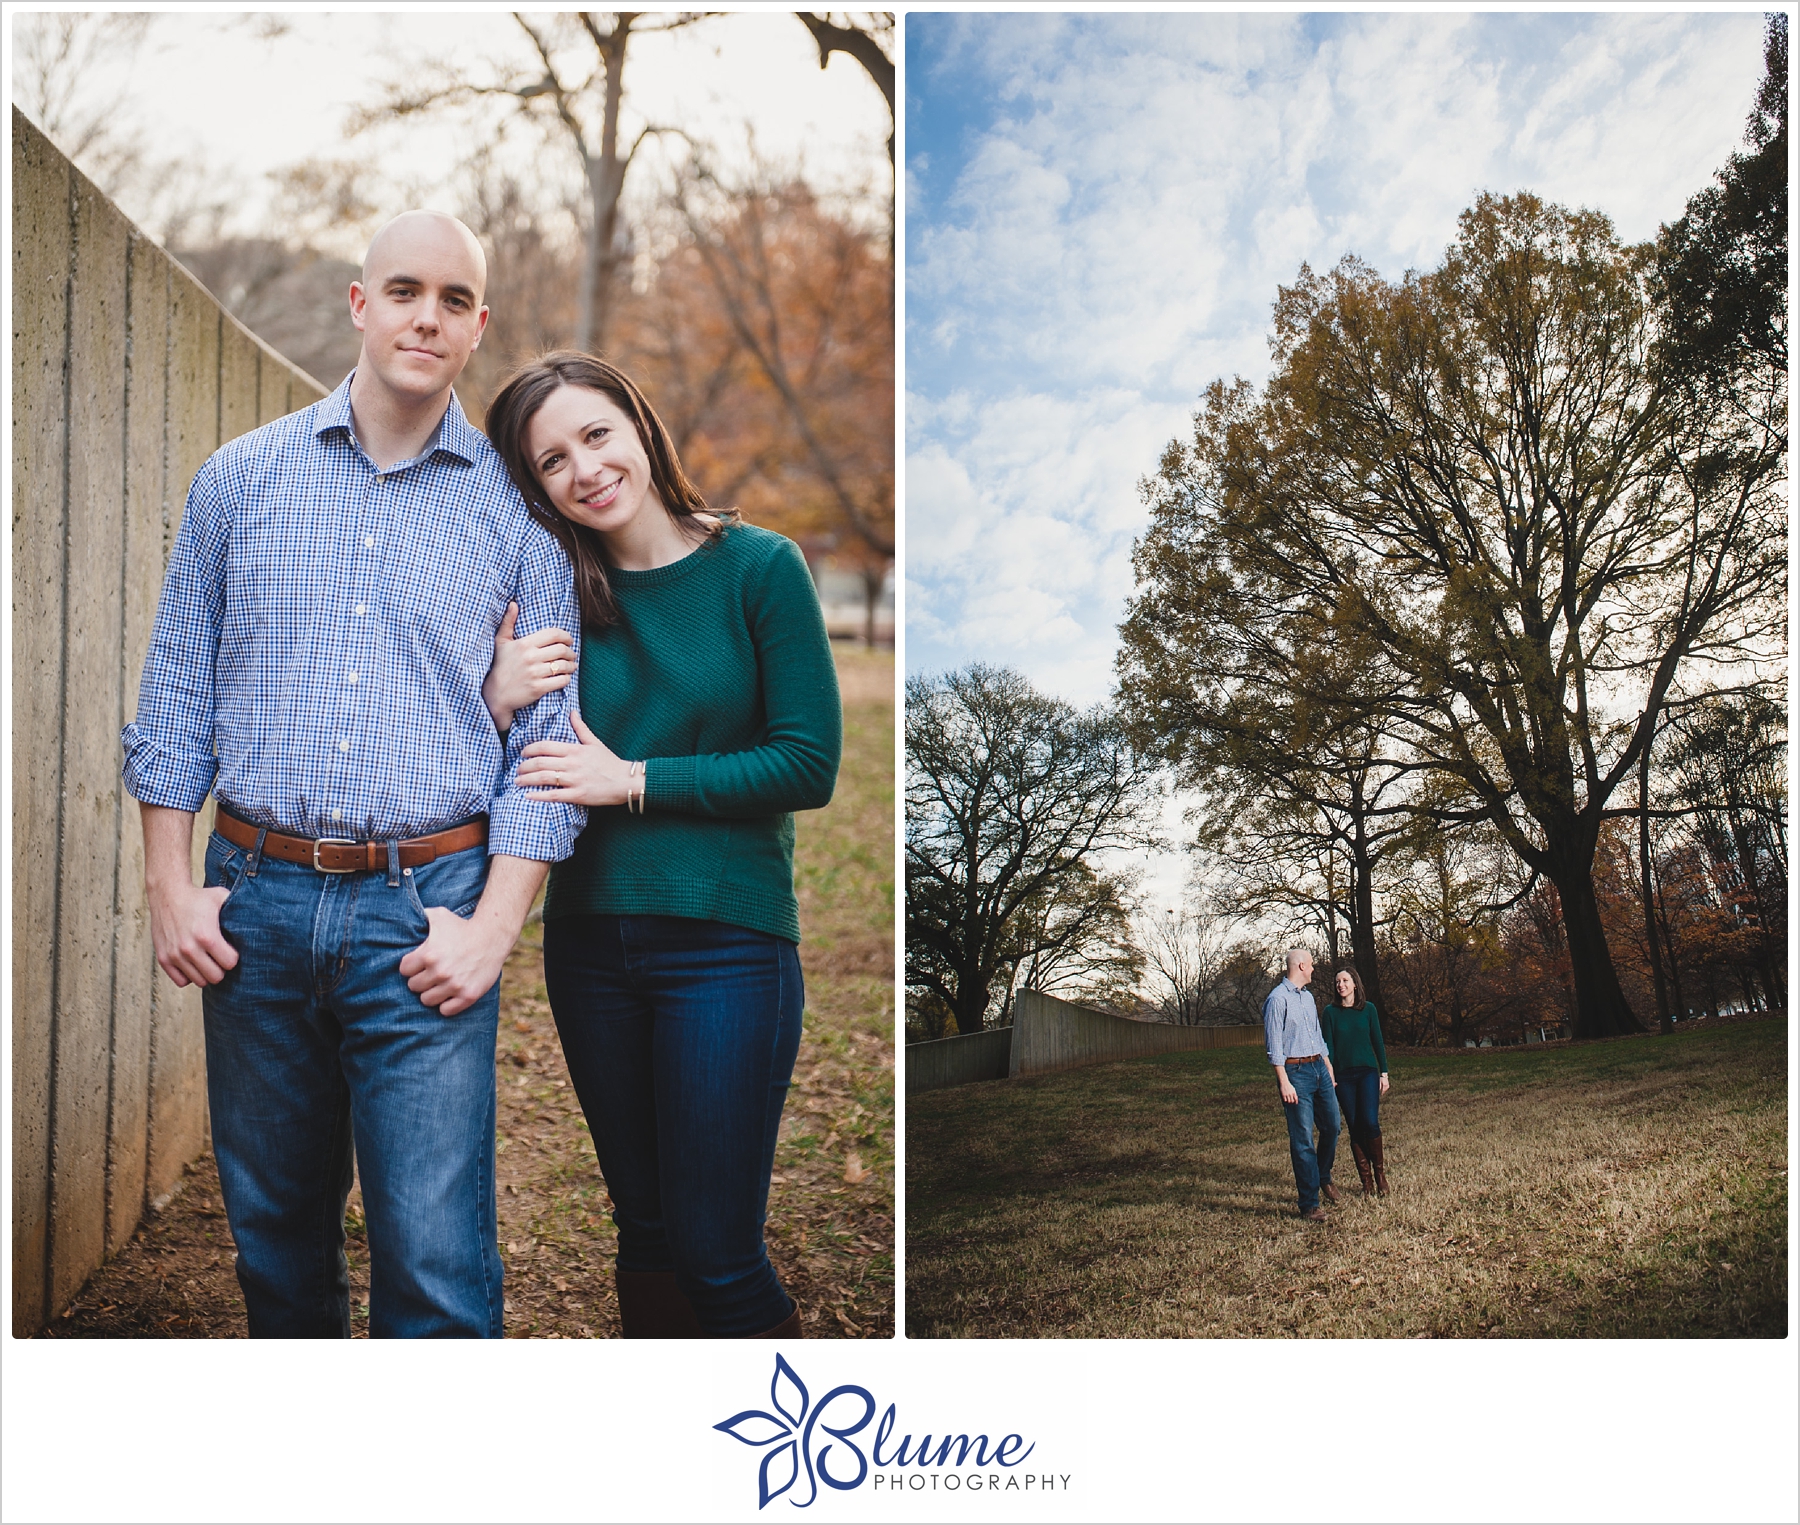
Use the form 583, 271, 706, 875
1263, 979, 1327, 1068
121, 378, 585, 861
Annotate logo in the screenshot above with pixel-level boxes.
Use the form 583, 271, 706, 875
714, 1356, 1058, 1509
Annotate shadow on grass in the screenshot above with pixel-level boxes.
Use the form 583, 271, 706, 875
907, 1019, 1788, 1339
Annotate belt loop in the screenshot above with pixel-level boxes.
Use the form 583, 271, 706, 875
386, 839, 401, 887
248, 826, 268, 878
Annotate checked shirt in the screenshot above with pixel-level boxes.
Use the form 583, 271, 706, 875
122, 378, 585, 862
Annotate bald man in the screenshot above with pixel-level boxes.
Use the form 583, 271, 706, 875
123, 211, 584, 1337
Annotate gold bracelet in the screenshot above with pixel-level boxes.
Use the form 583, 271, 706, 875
627, 760, 647, 815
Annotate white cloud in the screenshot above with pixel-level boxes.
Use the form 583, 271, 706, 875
907, 11, 1767, 712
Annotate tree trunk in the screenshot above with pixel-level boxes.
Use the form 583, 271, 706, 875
1549, 852, 1643, 1038
1348, 805, 1384, 1016
576, 19, 632, 353
1639, 735, 1673, 1034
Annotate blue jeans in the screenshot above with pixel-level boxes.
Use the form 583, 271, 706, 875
1281, 1058, 1341, 1212
201, 829, 503, 1338
543, 914, 804, 1337
1336, 1066, 1382, 1145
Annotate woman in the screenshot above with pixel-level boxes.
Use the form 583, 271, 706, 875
1319, 965, 1390, 1196
481, 351, 841, 1339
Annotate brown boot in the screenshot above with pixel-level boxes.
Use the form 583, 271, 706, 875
616, 1270, 705, 1338
1322, 1179, 1341, 1203
1367, 1134, 1389, 1196
751, 1300, 803, 1339
1350, 1138, 1376, 1196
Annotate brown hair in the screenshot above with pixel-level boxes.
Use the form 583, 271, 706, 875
484, 351, 725, 628
1331, 963, 1367, 1009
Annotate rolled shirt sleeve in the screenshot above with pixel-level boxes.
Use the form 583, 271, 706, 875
490, 526, 587, 861
121, 458, 230, 811
1263, 985, 1290, 1068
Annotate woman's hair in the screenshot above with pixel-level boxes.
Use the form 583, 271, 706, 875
484, 351, 723, 628
1332, 963, 1367, 1009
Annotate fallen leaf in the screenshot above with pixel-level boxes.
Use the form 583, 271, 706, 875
843, 1154, 869, 1185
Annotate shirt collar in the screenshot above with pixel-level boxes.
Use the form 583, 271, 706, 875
314, 371, 479, 467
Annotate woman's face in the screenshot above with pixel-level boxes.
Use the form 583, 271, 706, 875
1335, 970, 1355, 1005
524, 384, 661, 537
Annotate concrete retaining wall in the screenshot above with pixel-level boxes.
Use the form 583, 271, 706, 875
11, 109, 328, 1335
1009, 990, 1262, 1078
904, 1027, 1013, 1095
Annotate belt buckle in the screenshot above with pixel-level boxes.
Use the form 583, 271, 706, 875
312, 838, 359, 873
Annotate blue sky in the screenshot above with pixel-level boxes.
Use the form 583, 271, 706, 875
904, 11, 1769, 707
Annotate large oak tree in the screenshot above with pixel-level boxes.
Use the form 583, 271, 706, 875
1120, 192, 1784, 1039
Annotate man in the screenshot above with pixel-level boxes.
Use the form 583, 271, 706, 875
121, 211, 583, 1337
1262, 948, 1340, 1221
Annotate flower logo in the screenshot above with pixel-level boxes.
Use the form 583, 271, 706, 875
714, 1355, 876, 1509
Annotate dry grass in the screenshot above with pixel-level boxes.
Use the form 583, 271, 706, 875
905, 1018, 1787, 1339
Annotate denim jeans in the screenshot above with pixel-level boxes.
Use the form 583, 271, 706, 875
202, 828, 503, 1338
543, 914, 804, 1337
1336, 1065, 1382, 1145
1281, 1058, 1341, 1212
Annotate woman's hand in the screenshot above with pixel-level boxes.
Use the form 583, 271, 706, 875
518, 710, 638, 807
482, 601, 576, 734
1379, 1072, 1390, 1096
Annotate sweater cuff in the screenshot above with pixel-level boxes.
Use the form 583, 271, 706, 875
644, 755, 699, 813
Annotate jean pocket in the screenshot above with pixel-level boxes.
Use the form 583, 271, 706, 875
204, 832, 249, 906
405, 847, 488, 923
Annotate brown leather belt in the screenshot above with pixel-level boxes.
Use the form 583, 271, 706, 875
216, 808, 487, 874
1284, 1054, 1321, 1066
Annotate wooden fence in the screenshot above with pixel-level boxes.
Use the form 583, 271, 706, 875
11, 109, 328, 1335
1010, 990, 1262, 1078
904, 1027, 1013, 1095
905, 994, 1263, 1094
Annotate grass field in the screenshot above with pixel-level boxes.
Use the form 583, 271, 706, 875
905, 1018, 1787, 1338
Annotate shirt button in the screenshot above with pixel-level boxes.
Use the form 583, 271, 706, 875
354, 603, 367, 616
363, 535, 375, 548
332, 809, 343, 822
347, 672, 358, 685
338, 739, 350, 752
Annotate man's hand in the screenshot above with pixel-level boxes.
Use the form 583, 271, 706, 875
1277, 1069, 1298, 1105
149, 878, 237, 987
399, 854, 548, 1017
141, 802, 238, 987
399, 906, 515, 1016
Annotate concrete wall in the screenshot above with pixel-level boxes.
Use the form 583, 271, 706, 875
904, 1027, 1013, 1095
11, 110, 329, 1335
1009, 991, 1262, 1079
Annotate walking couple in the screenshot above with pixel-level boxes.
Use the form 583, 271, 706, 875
1262, 950, 1392, 1219
122, 210, 842, 1338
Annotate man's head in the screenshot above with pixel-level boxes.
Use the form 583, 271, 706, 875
1285, 948, 1313, 987
349, 211, 489, 405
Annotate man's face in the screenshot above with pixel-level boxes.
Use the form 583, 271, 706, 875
349, 217, 488, 404
1291, 955, 1312, 986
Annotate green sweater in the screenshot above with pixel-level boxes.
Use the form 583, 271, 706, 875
1321, 1000, 1387, 1073
543, 523, 841, 943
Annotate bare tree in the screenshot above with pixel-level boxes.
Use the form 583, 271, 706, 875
794, 13, 894, 165
12, 14, 154, 193
355, 12, 708, 353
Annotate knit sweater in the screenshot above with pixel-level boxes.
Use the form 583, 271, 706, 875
1320, 1000, 1387, 1073
542, 522, 841, 942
